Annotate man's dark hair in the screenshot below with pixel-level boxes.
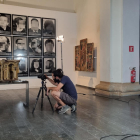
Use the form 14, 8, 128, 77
47, 60, 54, 68
1, 36, 10, 52
44, 20, 54, 30
14, 17, 24, 25
31, 18, 39, 24
19, 63, 26, 71
16, 39, 23, 44
30, 59, 39, 71
30, 38, 41, 49
52, 69, 63, 78
39, 59, 42, 68
5, 36, 10, 44
45, 39, 54, 46
0, 14, 8, 18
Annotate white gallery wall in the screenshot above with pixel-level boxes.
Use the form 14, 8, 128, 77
100, 0, 123, 83
110, 0, 122, 83
0, 4, 77, 90
122, 0, 139, 83
100, 0, 111, 82
0, 0, 75, 13
74, 0, 100, 88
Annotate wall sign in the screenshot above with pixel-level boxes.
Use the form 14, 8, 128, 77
129, 46, 134, 52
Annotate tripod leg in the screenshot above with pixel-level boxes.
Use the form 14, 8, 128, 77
47, 95, 54, 112
43, 86, 54, 112
32, 87, 42, 114
41, 87, 44, 109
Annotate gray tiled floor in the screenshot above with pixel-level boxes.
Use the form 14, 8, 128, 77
0, 86, 140, 140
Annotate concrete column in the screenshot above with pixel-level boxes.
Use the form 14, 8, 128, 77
100, 0, 111, 82
96, 0, 140, 96
100, 0, 122, 83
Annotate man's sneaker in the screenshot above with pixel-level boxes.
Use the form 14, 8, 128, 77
71, 104, 77, 112
58, 105, 71, 114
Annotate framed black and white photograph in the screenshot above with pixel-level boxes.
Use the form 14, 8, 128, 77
0, 36, 12, 56
13, 36, 27, 56
0, 57, 12, 60
12, 15, 27, 35
29, 57, 42, 76
43, 38, 55, 56
28, 37, 42, 56
0, 13, 11, 35
28, 17, 41, 36
14, 57, 28, 77
44, 57, 56, 75
43, 18, 55, 37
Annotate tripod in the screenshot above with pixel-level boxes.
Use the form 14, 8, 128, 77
32, 80, 54, 114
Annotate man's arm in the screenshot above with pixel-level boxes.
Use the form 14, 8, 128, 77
48, 77, 58, 86
48, 83, 64, 92
45, 75, 58, 86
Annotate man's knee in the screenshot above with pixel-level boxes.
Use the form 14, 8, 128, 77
51, 90, 56, 96
51, 91, 60, 97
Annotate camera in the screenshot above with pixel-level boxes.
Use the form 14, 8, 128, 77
38, 74, 47, 80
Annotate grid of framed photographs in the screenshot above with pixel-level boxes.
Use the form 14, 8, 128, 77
0, 13, 56, 77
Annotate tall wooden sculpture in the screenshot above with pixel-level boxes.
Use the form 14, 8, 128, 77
80, 38, 87, 71
0, 59, 20, 81
75, 38, 94, 72
87, 43, 94, 72
75, 45, 81, 71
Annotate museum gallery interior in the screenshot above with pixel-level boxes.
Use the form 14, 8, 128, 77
0, 0, 140, 140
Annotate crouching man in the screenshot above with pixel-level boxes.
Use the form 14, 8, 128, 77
45, 69, 77, 114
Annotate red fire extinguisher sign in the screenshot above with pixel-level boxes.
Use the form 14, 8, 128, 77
129, 46, 134, 52
130, 67, 136, 83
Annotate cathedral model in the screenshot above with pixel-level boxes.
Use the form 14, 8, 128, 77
0, 59, 20, 81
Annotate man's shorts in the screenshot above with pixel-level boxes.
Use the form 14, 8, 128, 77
60, 92, 76, 106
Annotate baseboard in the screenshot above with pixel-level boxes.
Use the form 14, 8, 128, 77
95, 81, 140, 96
76, 84, 95, 90
0, 85, 41, 90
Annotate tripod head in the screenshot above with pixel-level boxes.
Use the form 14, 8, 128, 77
40, 79, 47, 91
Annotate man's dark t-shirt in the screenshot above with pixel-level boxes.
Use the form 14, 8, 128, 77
0, 26, 11, 31
60, 76, 77, 100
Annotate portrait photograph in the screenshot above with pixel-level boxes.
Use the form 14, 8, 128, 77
28, 37, 42, 56
0, 57, 12, 60
0, 13, 11, 35
12, 15, 27, 35
13, 36, 27, 56
43, 38, 55, 56
43, 18, 55, 37
14, 57, 28, 77
29, 57, 42, 76
28, 17, 41, 36
44, 58, 56, 75
0, 36, 12, 56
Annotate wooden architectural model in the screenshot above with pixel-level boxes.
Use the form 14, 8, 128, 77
0, 59, 20, 81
